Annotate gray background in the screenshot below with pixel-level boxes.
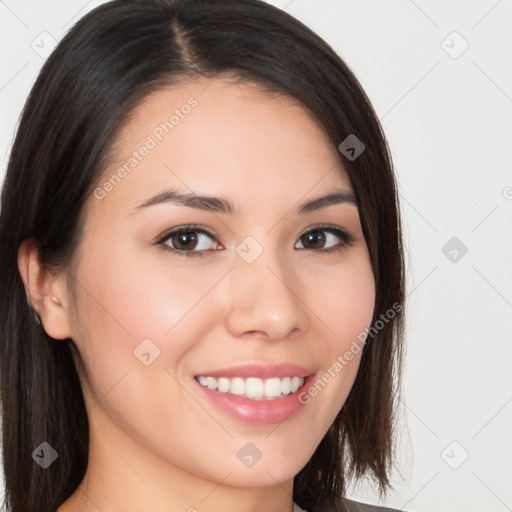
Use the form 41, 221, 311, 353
1, 1, 511, 510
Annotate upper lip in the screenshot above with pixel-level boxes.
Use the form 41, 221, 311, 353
194, 363, 315, 380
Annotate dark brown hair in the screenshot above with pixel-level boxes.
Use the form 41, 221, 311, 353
0, 1, 405, 511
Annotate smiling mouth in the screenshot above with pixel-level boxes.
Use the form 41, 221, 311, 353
194, 375, 307, 401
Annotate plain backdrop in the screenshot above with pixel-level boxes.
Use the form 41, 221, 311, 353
1, 1, 511, 511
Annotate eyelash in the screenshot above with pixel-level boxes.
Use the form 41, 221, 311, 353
156, 224, 356, 258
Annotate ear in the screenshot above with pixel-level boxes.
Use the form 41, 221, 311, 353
17, 238, 74, 340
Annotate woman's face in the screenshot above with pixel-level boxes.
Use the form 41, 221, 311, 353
65, 78, 375, 491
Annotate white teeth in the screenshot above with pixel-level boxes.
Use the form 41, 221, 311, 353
230, 377, 245, 395
217, 377, 230, 393
245, 378, 264, 399
196, 375, 306, 400
290, 376, 302, 393
281, 376, 291, 395
264, 377, 282, 397
206, 376, 217, 390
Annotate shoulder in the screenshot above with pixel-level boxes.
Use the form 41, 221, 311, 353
340, 497, 404, 512
304, 496, 407, 512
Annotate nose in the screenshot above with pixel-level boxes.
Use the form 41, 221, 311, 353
223, 248, 309, 341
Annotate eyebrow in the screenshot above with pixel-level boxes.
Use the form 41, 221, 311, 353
131, 187, 358, 215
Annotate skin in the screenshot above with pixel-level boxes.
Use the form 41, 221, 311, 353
18, 78, 376, 512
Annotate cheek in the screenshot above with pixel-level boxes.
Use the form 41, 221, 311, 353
69, 242, 228, 419
298, 251, 375, 417
68, 252, 235, 480
74, 237, 226, 343
307, 251, 376, 353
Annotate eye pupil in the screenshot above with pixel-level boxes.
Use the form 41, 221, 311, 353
302, 230, 325, 249
173, 232, 197, 250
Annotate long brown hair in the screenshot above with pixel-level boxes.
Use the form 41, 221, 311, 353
0, 1, 405, 511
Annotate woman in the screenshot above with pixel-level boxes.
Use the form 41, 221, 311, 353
0, 1, 406, 511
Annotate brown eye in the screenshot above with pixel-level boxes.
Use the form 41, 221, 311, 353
158, 226, 221, 257
294, 226, 355, 252
299, 230, 326, 249
171, 231, 199, 250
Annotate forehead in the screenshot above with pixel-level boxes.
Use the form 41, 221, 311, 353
119, 77, 330, 143
93, 78, 352, 216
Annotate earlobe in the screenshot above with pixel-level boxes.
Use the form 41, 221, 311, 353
17, 238, 74, 340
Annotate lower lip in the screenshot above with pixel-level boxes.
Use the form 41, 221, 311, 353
194, 375, 315, 425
